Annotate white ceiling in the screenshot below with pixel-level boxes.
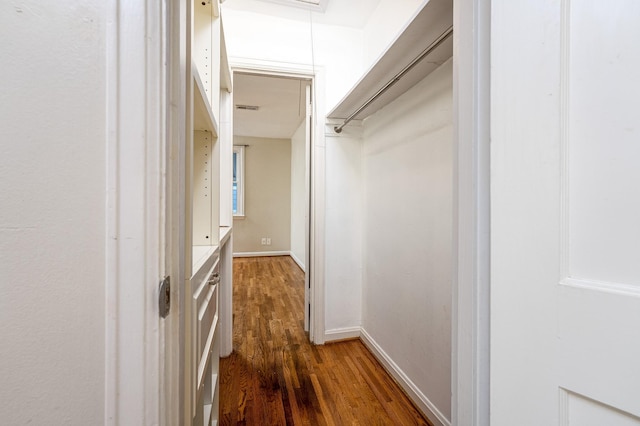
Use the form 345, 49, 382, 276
222, 0, 382, 29
233, 73, 309, 139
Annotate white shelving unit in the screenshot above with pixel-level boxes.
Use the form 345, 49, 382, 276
186, 0, 232, 424
327, 0, 453, 123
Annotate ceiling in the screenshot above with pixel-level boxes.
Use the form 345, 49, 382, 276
233, 73, 309, 139
222, 0, 382, 29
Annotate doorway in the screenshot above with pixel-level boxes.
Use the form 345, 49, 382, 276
230, 70, 316, 340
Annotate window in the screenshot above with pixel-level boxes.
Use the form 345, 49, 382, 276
233, 146, 245, 216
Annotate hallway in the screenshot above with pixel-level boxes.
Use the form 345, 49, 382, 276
220, 256, 431, 425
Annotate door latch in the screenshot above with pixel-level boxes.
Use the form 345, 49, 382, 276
159, 276, 171, 318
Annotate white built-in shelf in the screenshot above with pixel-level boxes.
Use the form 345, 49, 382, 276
193, 67, 219, 134
327, 0, 453, 123
192, 245, 219, 281
220, 21, 233, 93
197, 319, 218, 389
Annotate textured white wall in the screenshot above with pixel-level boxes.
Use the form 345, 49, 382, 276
233, 136, 292, 253
290, 120, 306, 268
0, 1, 106, 424
361, 60, 453, 422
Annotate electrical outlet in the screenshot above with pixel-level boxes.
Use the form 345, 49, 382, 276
261, 238, 267, 245
266, 238, 271, 245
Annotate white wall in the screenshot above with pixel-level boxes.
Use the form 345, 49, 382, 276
0, 1, 106, 424
362, 0, 424, 69
361, 60, 453, 423
324, 131, 363, 336
233, 136, 292, 253
290, 120, 306, 269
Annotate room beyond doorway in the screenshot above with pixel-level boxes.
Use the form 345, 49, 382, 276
230, 69, 316, 340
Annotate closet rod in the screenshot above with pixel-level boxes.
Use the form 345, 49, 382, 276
334, 25, 453, 134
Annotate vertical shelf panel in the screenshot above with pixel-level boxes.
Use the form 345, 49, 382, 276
194, 1, 213, 106
194, 1, 221, 125
193, 131, 214, 246
219, 91, 233, 227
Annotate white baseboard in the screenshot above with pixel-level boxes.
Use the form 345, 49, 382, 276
360, 328, 451, 426
233, 251, 290, 258
324, 326, 361, 342
289, 251, 306, 272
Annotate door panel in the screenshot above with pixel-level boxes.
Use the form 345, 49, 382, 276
491, 0, 640, 424
561, 391, 640, 426
304, 83, 312, 335
566, 0, 640, 287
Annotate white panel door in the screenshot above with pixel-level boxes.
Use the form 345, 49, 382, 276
304, 83, 312, 335
491, 1, 640, 424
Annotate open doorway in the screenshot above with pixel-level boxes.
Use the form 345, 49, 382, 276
230, 70, 315, 339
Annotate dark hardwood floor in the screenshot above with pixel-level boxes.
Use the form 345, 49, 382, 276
220, 256, 432, 426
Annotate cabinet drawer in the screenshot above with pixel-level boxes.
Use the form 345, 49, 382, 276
193, 260, 220, 366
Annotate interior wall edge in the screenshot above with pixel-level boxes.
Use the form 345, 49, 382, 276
290, 251, 306, 272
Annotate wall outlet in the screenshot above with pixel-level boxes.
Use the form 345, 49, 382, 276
266, 238, 271, 245
261, 238, 267, 245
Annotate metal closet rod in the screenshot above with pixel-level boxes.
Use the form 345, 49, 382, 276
334, 25, 454, 134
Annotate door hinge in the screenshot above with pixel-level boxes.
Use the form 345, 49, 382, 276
159, 276, 171, 318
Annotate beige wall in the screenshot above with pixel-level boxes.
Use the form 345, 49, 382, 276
233, 136, 291, 253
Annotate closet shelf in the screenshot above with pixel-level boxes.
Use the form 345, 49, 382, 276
193, 65, 220, 135
327, 0, 453, 124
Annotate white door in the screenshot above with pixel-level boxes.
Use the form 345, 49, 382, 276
491, 1, 640, 425
304, 82, 312, 335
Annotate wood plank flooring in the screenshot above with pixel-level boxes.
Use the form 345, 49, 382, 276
220, 256, 432, 426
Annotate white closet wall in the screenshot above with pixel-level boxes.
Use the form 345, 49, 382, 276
361, 59, 453, 424
0, 2, 107, 424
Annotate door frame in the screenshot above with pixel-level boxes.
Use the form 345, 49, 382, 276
451, 0, 491, 425
105, 0, 170, 424
226, 58, 326, 344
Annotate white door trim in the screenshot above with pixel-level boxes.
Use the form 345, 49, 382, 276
105, 0, 167, 423
452, 0, 491, 425
229, 57, 326, 344
164, 0, 188, 423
